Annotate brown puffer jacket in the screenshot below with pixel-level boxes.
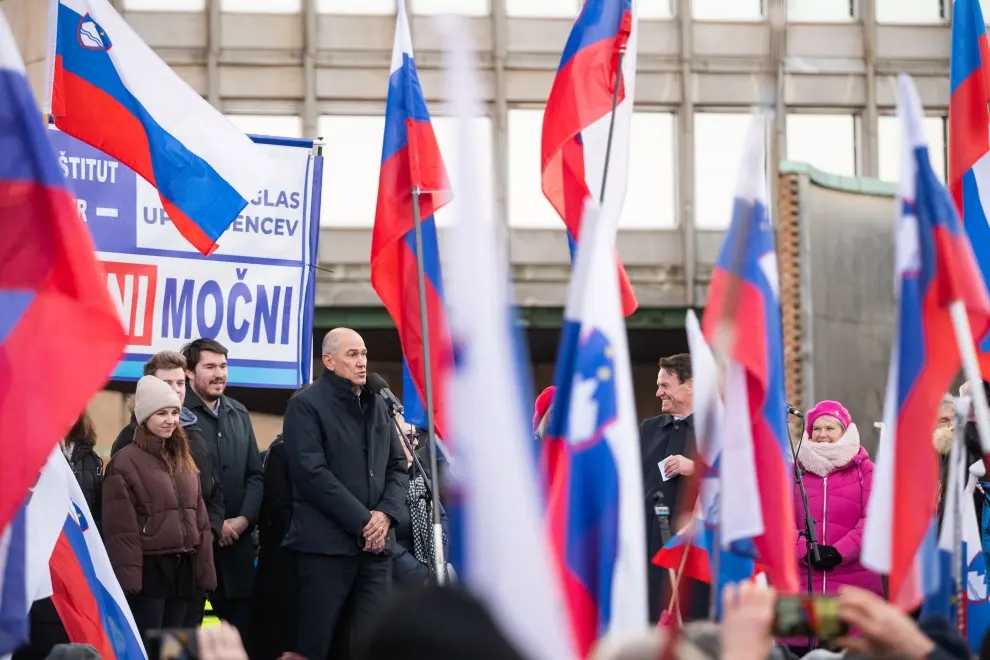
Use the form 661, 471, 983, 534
102, 427, 216, 593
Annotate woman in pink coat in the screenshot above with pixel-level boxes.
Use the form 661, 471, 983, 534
792, 400, 884, 597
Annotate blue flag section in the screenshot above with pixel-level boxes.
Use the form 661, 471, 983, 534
46, 129, 322, 388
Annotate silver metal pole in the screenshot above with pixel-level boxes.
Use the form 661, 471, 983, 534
410, 186, 447, 584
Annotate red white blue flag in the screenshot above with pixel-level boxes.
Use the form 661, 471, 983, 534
544, 194, 647, 654
47, 0, 269, 255
542, 0, 638, 317
371, 0, 453, 438
862, 74, 990, 608
701, 113, 798, 595
0, 9, 125, 538
949, 0, 990, 377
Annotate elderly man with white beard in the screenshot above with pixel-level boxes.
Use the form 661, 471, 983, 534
639, 353, 709, 624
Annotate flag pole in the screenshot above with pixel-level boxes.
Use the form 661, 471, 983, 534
948, 301, 990, 467
598, 50, 625, 204
410, 186, 447, 585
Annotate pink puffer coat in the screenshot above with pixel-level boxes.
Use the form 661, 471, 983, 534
792, 446, 884, 596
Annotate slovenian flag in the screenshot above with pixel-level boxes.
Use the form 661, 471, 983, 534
541, 0, 638, 316
46, 0, 270, 255
370, 0, 453, 438
862, 74, 990, 608
701, 112, 798, 594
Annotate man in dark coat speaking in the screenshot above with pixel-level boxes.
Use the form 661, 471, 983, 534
639, 353, 708, 623
282, 328, 409, 660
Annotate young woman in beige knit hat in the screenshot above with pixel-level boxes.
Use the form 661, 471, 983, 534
102, 375, 217, 642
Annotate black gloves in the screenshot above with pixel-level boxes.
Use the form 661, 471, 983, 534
810, 545, 842, 571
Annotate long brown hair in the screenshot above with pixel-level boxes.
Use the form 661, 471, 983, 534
137, 423, 198, 474
66, 412, 97, 447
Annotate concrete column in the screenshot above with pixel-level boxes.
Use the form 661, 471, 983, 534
303, 0, 318, 140
490, 0, 510, 261
2, 0, 52, 101
207, 0, 220, 107
677, 0, 696, 306
861, 0, 879, 177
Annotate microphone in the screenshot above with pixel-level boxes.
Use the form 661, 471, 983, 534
787, 404, 805, 418
367, 373, 404, 415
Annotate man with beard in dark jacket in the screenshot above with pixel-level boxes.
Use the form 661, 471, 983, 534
283, 328, 408, 660
639, 353, 708, 624
111, 350, 225, 627
181, 338, 263, 638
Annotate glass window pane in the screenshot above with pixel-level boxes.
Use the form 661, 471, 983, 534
223, 0, 300, 11
508, 109, 560, 228
318, 115, 385, 227
431, 117, 495, 227
694, 0, 762, 20
506, 0, 578, 18
125, 0, 205, 9
788, 0, 853, 21
875, 0, 942, 23
877, 115, 946, 183
695, 113, 753, 230
623, 112, 676, 228
641, 0, 674, 19
226, 115, 303, 139
413, 0, 489, 15
508, 108, 674, 229
318, 0, 394, 14
786, 113, 856, 176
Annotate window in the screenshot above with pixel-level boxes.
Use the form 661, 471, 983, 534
226, 115, 303, 139
623, 111, 676, 228
431, 117, 496, 227
788, 0, 854, 21
318, 0, 394, 14
786, 113, 856, 177
412, 0, 489, 15
318, 115, 385, 227
506, 0, 577, 18
693, 0, 762, 20
875, 0, 942, 23
222, 0, 300, 11
695, 112, 754, 230
877, 115, 946, 183
124, 0, 205, 9
508, 108, 675, 229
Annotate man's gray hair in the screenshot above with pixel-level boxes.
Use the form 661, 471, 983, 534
322, 330, 339, 357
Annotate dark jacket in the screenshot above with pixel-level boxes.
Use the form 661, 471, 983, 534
184, 388, 263, 599
64, 442, 103, 532
112, 408, 225, 540
102, 428, 216, 594
639, 412, 705, 623
282, 371, 409, 555
249, 436, 297, 660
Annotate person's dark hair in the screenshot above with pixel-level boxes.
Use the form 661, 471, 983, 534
142, 350, 187, 377
66, 412, 97, 448
181, 338, 228, 372
659, 353, 692, 384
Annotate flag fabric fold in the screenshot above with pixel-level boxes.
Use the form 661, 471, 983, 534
541, 0, 638, 317
0, 506, 28, 655
0, 7, 126, 538
371, 0, 453, 437
701, 113, 798, 595
949, 0, 990, 376
543, 191, 647, 653
48, 0, 269, 255
442, 16, 574, 660
862, 74, 990, 608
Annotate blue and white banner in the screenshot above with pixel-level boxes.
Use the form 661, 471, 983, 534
48, 128, 322, 388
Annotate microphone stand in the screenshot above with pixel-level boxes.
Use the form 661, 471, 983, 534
788, 406, 819, 651
384, 406, 435, 497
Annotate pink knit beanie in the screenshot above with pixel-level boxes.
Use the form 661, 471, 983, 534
805, 400, 851, 436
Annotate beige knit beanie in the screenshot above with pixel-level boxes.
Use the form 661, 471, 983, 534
134, 375, 181, 425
